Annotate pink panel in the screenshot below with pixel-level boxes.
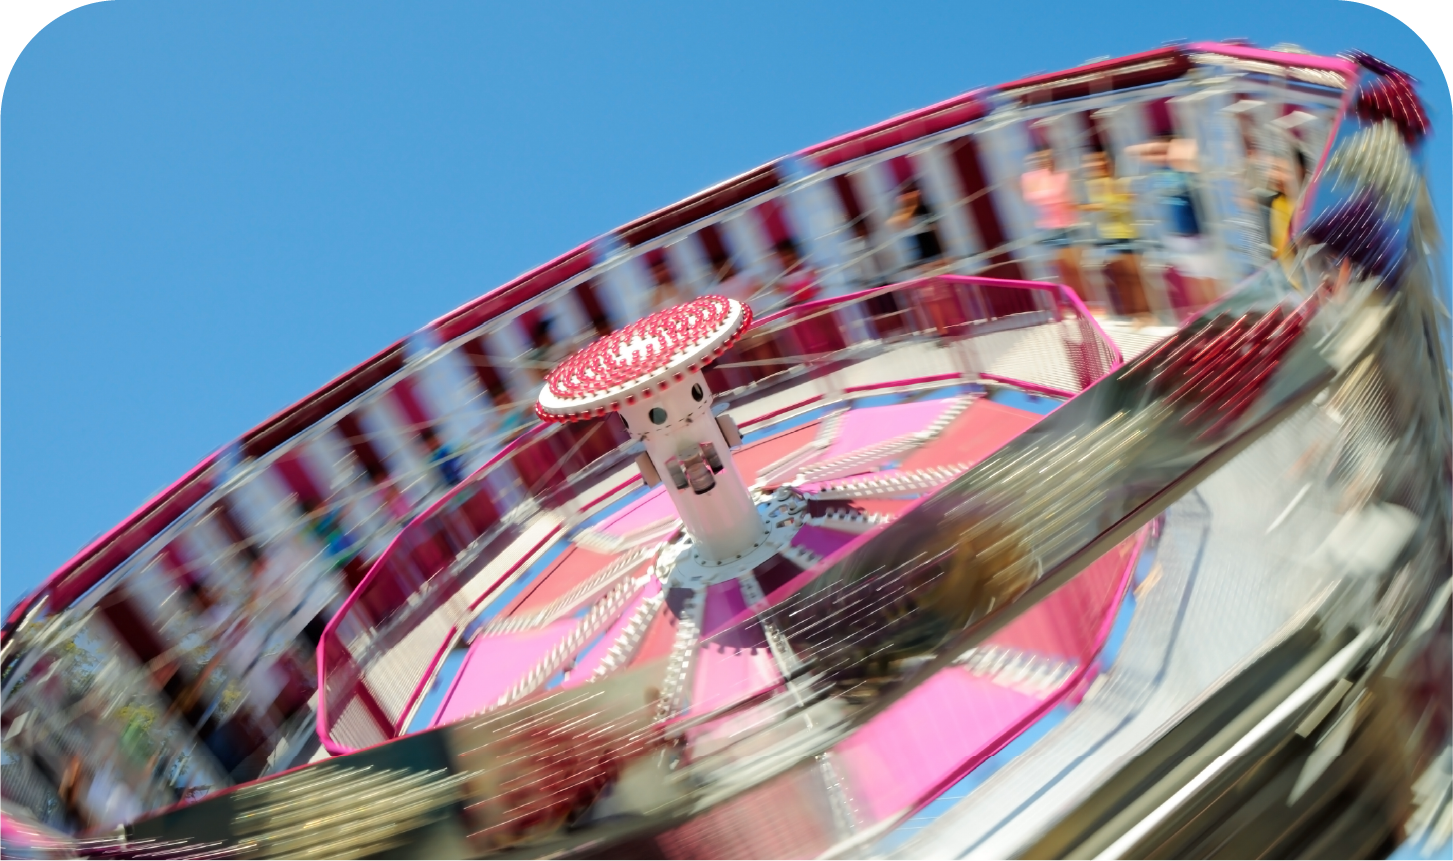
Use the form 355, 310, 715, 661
596, 486, 678, 539
700, 579, 749, 639
987, 534, 1135, 662
898, 399, 1039, 472
734, 422, 823, 483
819, 400, 957, 462
689, 637, 782, 719
791, 524, 855, 559
502, 545, 625, 618
1186, 42, 1358, 77
834, 668, 1044, 823
431, 618, 579, 727
565, 579, 661, 684
853, 498, 914, 519
627, 598, 682, 668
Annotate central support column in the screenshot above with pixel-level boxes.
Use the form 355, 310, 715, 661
534, 295, 767, 564
619, 370, 765, 563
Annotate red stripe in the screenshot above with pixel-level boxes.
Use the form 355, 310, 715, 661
887, 154, 916, 188
695, 222, 730, 266
241, 343, 407, 460
430, 243, 596, 343
831, 174, 869, 240
618, 165, 780, 247
754, 197, 794, 248
1003, 47, 1192, 105
389, 374, 433, 432
273, 450, 326, 508
946, 135, 1025, 281
336, 411, 388, 480
801, 92, 991, 168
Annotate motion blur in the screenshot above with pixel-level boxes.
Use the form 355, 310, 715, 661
2, 41, 1448, 861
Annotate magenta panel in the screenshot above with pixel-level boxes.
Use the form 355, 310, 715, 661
700, 579, 749, 639
898, 399, 1041, 472
834, 668, 1045, 823
791, 524, 855, 560
431, 618, 579, 727
689, 637, 782, 719
819, 399, 957, 462
595, 486, 678, 539
986, 532, 1135, 663
564, 579, 661, 685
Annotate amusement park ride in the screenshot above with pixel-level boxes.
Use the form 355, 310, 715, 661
1, 41, 1449, 860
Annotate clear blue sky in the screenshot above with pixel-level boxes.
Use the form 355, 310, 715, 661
3, 0, 1447, 610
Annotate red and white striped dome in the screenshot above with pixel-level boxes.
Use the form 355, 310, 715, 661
536, 296, 750, 422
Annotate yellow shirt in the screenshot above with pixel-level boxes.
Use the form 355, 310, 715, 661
1269, 194, 1294, 257
1086, 176, 1138, 241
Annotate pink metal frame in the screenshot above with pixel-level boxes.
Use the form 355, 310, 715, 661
316, 422, 551, 754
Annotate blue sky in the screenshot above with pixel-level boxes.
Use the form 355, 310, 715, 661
3, 0, 1447, 610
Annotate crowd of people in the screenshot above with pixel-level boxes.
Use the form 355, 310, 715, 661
481, 115, 1313, 444
1017, 116, 1309, 327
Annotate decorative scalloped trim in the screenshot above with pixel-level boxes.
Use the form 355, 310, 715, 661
483, 577, 639, 714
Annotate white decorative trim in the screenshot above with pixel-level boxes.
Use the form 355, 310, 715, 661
484, 578, 638, 714
955, 643, 1079, 698
481, 547, 649, 635
806, 463, 970, 500
655, 590, 705, 719
591, 589, 666, 680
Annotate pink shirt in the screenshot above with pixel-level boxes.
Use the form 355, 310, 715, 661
1022, 168, 1077, 230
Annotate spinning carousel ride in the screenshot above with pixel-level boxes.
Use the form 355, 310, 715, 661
2, 42, 1447, 861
